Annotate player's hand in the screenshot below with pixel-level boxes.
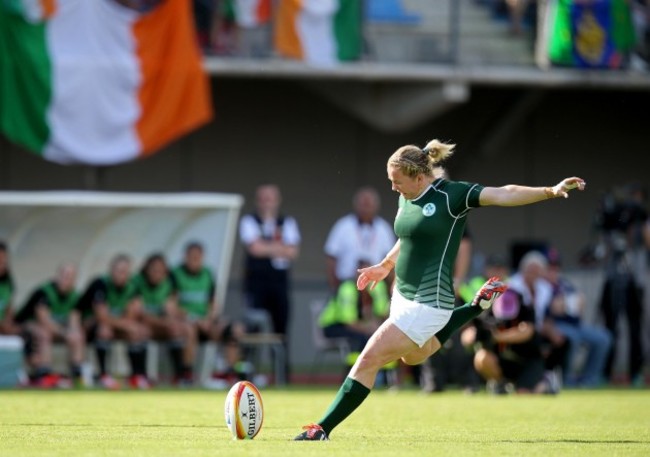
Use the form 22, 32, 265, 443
552, 177, 586, 198
356, 264, 390, 291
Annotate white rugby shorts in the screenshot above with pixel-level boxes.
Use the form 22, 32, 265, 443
388, 289, 453, 347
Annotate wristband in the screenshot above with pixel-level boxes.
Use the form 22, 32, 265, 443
544, 187, 556, 199
380, 258, 395, 270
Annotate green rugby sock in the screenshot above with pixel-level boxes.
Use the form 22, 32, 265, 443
318, 377, 371, 435
435, 303, 482, 345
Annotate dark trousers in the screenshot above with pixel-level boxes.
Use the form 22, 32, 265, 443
246, 281, 290, 336
323, 324, 369, 353
246, 279, 291, 380
600, 276, 644, 381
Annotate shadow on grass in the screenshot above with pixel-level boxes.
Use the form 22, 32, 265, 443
13, 423, 218, 429
499, 439, 648, 444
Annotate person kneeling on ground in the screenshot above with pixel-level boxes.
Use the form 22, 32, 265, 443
472, 289, 556, 394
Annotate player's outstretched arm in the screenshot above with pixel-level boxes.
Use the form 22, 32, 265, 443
479, 177, 586, 207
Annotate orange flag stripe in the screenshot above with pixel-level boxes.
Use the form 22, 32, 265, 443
133, 0, 213, 157
274, 0, 304, 60
41, 0, 57, 18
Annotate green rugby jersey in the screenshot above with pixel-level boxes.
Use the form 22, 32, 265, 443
102, 276, 137, 317
132, 273, 173, 316
394, 178, 483, 310
41, 282, 79, 324
171, 266, 215, 320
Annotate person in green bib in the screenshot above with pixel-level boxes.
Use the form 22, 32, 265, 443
295, 138, 586, 441
171, 241, 248, 383
319, 271, 390, 354
134, 253, 195, 385
15, 263, 84, 387
0, 242, 19, 336
76, 254, 150, 389
319, 260, 396, 386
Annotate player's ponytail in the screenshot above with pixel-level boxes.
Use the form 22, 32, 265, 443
389, 138, 455, 178
422, 139, 454, 165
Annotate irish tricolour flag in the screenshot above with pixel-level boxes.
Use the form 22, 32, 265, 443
274, 0, 361, 66
0, 0, 213, 165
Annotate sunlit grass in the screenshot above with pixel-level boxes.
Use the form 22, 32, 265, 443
0, 387, 648, 456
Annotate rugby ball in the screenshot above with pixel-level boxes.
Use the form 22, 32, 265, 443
224, 380, 264, 440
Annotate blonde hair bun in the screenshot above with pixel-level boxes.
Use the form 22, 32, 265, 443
423, 139, 455, 164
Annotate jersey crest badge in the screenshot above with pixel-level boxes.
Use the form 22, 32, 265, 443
422, 203, 436, 217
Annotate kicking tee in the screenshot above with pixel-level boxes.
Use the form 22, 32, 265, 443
394, 178, 483, 310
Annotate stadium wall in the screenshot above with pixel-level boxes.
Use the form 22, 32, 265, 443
1, 78, 648, 370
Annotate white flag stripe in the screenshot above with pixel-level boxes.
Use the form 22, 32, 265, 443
21, 0, 46, 22
44, 0, 141, 164
297, 0, 338, 66
234, 0, 258, 28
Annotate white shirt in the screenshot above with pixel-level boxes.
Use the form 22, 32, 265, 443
239, 214, 301, 270
324, 214, 396, 281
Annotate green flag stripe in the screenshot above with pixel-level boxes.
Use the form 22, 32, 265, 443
611, 0, 636, 50
548, 0, 573, 65
334, 0, 361, 61
0, 5, 51, 154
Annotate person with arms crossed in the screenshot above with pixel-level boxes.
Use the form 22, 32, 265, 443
294, 138, 585, 440
240, 184, 300, 381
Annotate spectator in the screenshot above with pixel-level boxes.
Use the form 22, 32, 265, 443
194, 0, 238, 55
240, 184, 300, 382
505, 0, 532, 35
15, 263, 85, 388
325, 186, 396, 293
76, 254, 150, 389
546, 251, 612, 387
506, 250, 566, 391
459, 253, 511, 306
171, 241, 249, 384
0, 242, 18, 336
597, 182, 649, 385
318, 260, 395, 385
631, 0, 650, 67
473, 288, 552, 393
452, 253, 512, 393
231, 0, 273, 58
133, 253, 195, 385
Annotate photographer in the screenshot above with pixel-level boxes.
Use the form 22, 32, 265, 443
597, 183, 650, 386
471, 289, 553, 394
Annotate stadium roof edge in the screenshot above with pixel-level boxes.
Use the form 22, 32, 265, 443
203, 58, 650, 91
0, 191, 244, 208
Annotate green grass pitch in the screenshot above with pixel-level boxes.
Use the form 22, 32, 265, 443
1, 387, 649, 456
